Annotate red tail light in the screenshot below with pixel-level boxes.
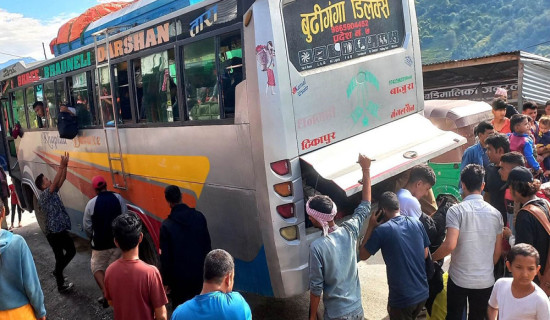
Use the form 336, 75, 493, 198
270, 160, 290, 175
277, 203, 295, 219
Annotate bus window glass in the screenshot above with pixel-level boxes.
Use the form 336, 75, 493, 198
34, 85, 46, 128
114, 62, 132, 123
26, 87, 39, 129
135, 49, 177, 123
44, 82, 57, 128
55, 80, 67, 106
97, 66, 114, 125
2, 100, 12, 136
13, 90, 25, 127
69, 72, 93, 127
219, 32, 242, 118
184, 37, 220, 120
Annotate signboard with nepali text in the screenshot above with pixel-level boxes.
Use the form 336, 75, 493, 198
283, 0, 405, 72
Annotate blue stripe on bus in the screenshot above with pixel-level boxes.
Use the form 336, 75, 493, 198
234, 246, 274, 296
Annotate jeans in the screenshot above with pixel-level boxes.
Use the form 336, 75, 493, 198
325, 307, 364, 320
46, 231, 76, 286
388, 300, 426, 320
10, 204, 22, 225
446, 277, 492, 320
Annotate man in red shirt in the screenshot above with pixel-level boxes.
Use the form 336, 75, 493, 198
8, 184, 23, 229
104, 214, 168, 320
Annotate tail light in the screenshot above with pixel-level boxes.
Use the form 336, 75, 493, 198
280, 226, 298, 241
270, 160, 290, 176
274, 182, 293, 197
277, 203, 295, 219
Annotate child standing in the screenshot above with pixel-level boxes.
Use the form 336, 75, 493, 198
509, 114, 543, 176
8, 183, 22, 229
104, 214, 168, 320
536, 116, 550, 173
488, 243, 550, 319
491, 99, 511, 134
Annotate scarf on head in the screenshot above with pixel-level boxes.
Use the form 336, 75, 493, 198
306, 198, 337, 236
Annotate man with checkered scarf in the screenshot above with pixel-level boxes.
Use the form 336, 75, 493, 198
308, 154, 372, 320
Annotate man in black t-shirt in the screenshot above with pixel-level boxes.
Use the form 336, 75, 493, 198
484, 134, 510, 224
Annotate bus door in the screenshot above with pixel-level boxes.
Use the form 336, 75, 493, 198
94, 32, 128, 190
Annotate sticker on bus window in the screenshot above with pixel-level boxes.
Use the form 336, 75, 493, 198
282, 0, 406, 72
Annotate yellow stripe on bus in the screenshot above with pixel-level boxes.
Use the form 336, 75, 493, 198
54, 151, 210, 197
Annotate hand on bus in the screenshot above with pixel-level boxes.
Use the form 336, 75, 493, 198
60, 152, 70, 168
358, 154, 372, 171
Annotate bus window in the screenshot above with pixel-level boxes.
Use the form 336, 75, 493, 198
55, 80, 67, 106
12, 90, 26, 128
68, 72, 93, 128
2, 100, 12, 136
219, 32, 242, 118
114, 62, 132, 123
25, 87, 40, 129
34, 85, 46, 128
135, 49, 177, 123
184, 37, 220, 120
44, 82, 57, 128
97, 66, 114, 125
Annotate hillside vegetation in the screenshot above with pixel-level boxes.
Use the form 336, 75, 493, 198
416, 0, 550, 64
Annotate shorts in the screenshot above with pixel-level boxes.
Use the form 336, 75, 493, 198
91, 248, 121, 274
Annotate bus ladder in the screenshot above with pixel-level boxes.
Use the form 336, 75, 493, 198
93, 28, 128, 190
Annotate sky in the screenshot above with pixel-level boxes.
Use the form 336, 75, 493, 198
0, 0, 133, 64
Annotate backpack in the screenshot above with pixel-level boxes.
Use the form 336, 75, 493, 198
522, 200, 550, 296
58, 111, 78, 139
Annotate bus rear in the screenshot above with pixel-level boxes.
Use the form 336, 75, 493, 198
242, 0, 465, 297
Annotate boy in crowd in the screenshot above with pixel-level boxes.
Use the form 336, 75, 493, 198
488, 243, 550, 319
491, 99, 511, 134
536, 116, 550, 173
509, 114, 543, 176
360, 191, 430, 320
171, 249, 252, 320
396, 164, 436, 219
499, 152, 525, 235
460, 121, 494, 171
545, 100, 550, 116
522, 101, 539, 134
432, 164, 503, 320
104, 214, 168, 320
308, 154, 372, 320
484, 133, 511, 224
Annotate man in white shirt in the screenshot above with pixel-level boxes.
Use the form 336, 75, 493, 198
433, 164, 503, 320
397, 164, 436, 219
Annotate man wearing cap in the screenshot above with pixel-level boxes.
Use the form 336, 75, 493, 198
83, 175, 128, 307
507, 166, 550, 286
432, 164, 503, 320
308, 154, 372, 320
494, 87, 518, 119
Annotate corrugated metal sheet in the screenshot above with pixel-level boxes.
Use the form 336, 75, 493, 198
422, 51, 520, 67
521, 52, 550, 105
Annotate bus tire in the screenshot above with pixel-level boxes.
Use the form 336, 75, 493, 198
32, 193, 48, 235
139, 227, 159, 268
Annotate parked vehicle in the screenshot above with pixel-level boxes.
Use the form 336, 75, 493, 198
424, 99, 493, 200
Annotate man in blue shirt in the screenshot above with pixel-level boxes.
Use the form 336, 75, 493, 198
171, 249, 251, 320
308, 154, 372, 320
360, 191, 430, 320
460, 121, 494, 171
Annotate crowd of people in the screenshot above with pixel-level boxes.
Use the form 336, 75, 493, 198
3, 93, 550, 319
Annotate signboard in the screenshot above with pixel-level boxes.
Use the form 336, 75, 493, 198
424, 80, 519, 103
283, 0, 405, 72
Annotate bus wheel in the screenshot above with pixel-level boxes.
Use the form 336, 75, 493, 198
139, 228, 159, 268
32, 193, 48, 235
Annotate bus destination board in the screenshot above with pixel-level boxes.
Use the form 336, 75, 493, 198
283, 0, 406, 72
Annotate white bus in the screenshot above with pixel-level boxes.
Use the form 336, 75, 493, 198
0, 0, 464, 297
